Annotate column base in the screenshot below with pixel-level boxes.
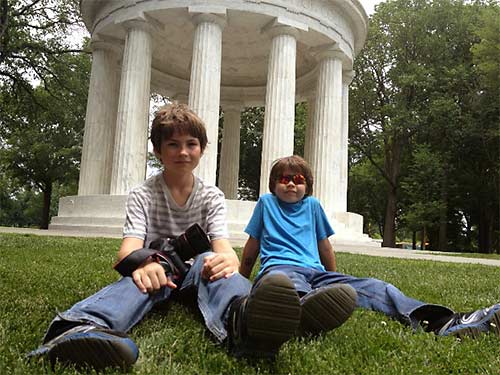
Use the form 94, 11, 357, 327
49, 195, 127, 236
330, 212, 382, 248
49, 196, 380, 247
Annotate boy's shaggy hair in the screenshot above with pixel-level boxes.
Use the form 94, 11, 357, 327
268, 155, 314, 196
150, 103, 208, 153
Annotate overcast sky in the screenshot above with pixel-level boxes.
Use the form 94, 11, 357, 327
361, 0, 385, 15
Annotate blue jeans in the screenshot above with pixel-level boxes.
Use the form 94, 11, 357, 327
258, 265, 454, 329
43, 252, 251, 344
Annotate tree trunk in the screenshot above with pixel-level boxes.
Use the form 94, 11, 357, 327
41, 183, 52, 229
438, 217, 447, 251
438, 182, 448, 251
382, 185, 397, 247
381, 136, 402, 249
478, 204, 492, 254
412, 231, 417, 250
421, 227, 427, 250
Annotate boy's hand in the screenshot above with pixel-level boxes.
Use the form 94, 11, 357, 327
132, 261, 177, 294
201, 252, 239, 282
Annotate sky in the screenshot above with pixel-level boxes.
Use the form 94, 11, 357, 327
361, 0, 385, 15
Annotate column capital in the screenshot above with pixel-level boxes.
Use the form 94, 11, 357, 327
89, 35, 123, 55
190, 12, 227, 29
311, 43, 354, 70
311, 43, 345, 61
120, 15, 162, 35
343, 70, 355, 85
262, 16, 308, 39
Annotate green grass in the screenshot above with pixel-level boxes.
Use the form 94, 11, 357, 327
1, 233, 499, 375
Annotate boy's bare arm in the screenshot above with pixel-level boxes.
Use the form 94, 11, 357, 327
116, 237, 146, 262
239, 237, 260, 279
318, 238, 337, 272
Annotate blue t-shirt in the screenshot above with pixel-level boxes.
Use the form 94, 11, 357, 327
244, 194, 335, 275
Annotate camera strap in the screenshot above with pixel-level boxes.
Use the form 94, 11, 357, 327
113, 248, 161, 277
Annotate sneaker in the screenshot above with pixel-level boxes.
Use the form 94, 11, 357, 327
27, 324, 138, 370
227, 273, 301, 358
438, 303, 500, 338
300, 284, 357, 336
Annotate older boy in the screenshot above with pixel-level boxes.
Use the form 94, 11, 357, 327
240, 155, 500, 338
28, 104, 301, 369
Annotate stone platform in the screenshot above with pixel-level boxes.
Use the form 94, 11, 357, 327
49, 195, 381, 247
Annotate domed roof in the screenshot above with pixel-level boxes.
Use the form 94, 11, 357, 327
80, 0, 368, 103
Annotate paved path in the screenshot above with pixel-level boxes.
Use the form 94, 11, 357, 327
2, 227, 499, 267
335, 244, 500, 267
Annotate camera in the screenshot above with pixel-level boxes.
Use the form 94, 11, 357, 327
149, 223, 211, 278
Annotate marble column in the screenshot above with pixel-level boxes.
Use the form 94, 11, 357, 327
340, 70, 355, 212
309, 48, 344, 214
218, 103, 242, 199
259, 25, 298, 195
78, 40, 120, 195
110, 20, 153, 195
188, 13, 226, 185
303, 95, 316, 164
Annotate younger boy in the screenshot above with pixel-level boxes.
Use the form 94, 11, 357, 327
28, 105, 302, 369
240, 155, 500, 338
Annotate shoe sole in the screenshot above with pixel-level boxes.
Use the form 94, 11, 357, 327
300, 284, 357, 336
245, 273, 301, 346
451, 309, 500, 339
48, 332, 138, 370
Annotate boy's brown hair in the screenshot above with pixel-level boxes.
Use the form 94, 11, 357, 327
268, 155, 314, 196
150, 103, 208, 153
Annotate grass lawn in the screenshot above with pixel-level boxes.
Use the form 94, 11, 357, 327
1, 233, 499, 375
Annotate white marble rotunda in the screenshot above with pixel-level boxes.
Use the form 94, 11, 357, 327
50, 0, 379, 247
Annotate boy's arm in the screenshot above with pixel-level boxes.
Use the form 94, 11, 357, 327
116, 237, 144, 261
318, 238, 337, 272
116, 237, 177, 293
239, 237, 260, 279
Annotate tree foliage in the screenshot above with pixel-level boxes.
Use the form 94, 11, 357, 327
0, 0, 89, 229
238, 106, 264, 200
0, 0, 83, 95
350, 0, 499, 252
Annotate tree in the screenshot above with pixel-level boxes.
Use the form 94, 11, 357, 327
400, 144, 447, 249
0, 0, 89, 229
350, 0, 433, 247
0, 0, 83, 96
0, 50, 90, 228
467, 1, 500, 253
348, 158, 386, 238
350, 0, 499, 252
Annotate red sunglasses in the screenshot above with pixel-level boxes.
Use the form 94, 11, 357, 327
278, 174, 306, 185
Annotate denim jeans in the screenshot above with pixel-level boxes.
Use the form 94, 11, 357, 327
258, 265, 454, 329
42, 252, 252, 344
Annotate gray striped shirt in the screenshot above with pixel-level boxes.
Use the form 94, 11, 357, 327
123, 173, 228, 246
